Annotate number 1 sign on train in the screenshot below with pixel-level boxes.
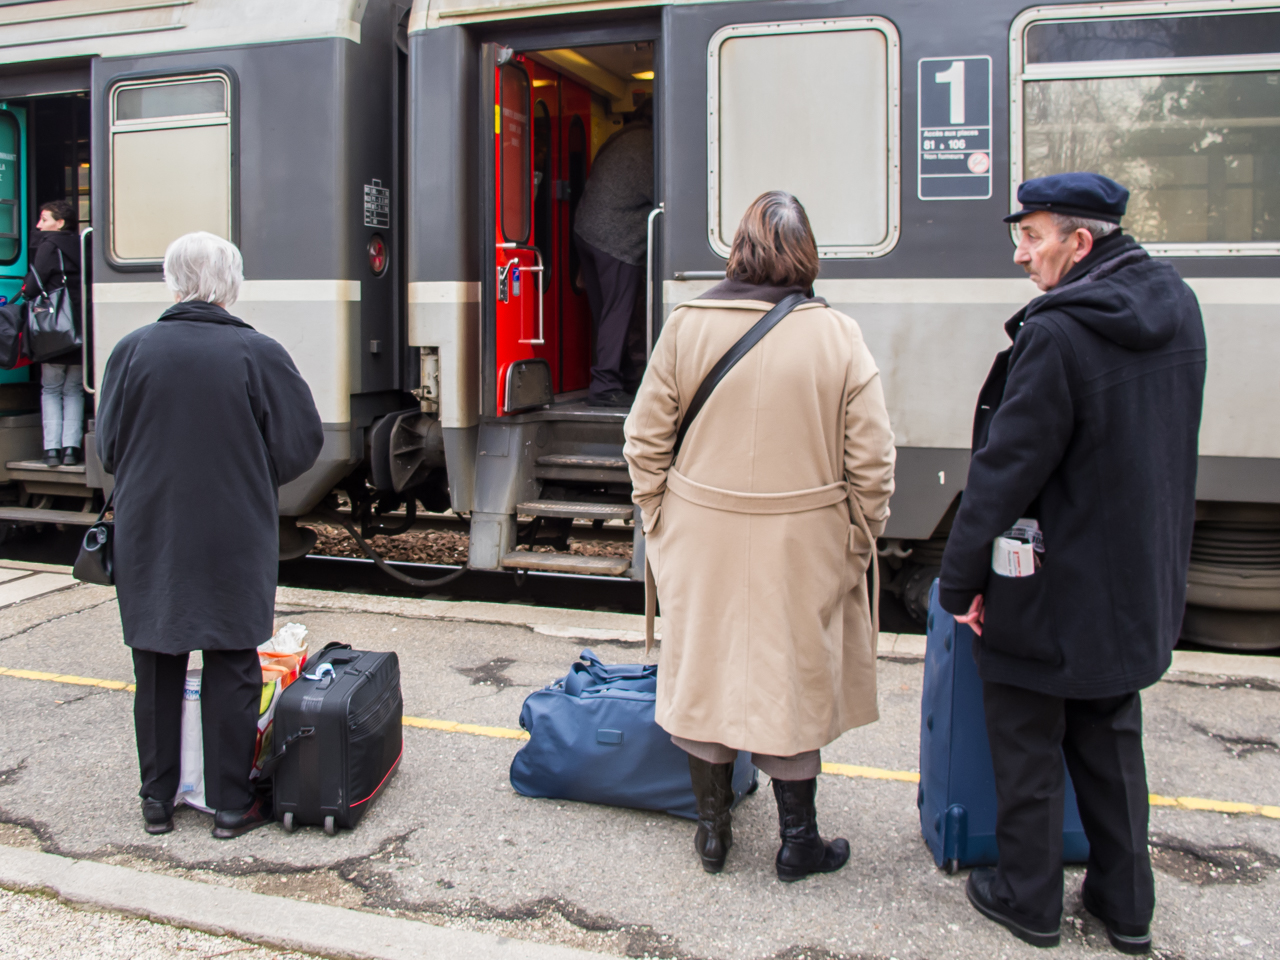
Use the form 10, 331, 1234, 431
918, 56, 992, 201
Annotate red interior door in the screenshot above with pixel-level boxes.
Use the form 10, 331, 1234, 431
494, 57, 541, 414
555, 74, 592, 393
494, 57, 595, 411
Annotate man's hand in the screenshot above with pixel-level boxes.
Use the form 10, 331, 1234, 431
955, 594, 985, 636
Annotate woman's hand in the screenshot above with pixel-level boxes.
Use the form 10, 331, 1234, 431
955, 594, 985, 636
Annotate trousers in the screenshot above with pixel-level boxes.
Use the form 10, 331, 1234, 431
577, 236, 644, 400
983, 680, 1154, 930
671, 735, 821, 781
40, 362, 83, 450
132, 648, 262, 812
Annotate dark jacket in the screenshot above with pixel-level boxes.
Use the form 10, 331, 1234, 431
574, 121, 653, 265
96, 301, 323, 654
22, 229, 81, 365
938, 233, 1206, 698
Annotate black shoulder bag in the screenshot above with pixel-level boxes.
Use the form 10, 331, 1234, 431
73, 491, 114, 585
671, 291, 808, 459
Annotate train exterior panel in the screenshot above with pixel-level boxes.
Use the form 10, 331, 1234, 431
0, 0, 1273, 643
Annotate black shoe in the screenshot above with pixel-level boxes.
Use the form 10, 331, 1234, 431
61, 447, 80, 466
211, 796, 271, 839
1082, 884, 1152, 954
771, 777, 850, 882
966, 867, 1061, 948
43, 449, 60, 467
688, 755, 735, 873
588, 390, 634, 408
141, 797, 174, 835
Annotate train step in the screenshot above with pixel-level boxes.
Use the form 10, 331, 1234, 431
500, 551, 631, 577
516, 499, 633, 521
4, 460, 94, 498
0, 506, 99, 526
534, 454, 629, 483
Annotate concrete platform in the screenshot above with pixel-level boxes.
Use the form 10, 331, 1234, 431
0, 576, 1277, 959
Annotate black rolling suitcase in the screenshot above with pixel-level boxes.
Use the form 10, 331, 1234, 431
269, 643, 403, 835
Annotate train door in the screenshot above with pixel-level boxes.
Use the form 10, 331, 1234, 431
492, 55, 543, 414
0, 103, 27, 386
490, 53, 595, 414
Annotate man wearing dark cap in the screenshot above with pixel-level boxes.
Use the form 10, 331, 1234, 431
939, 172, 1206, 953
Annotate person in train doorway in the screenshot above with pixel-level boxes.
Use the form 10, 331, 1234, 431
97, 232, 323, 839
938, 173, 1206, 953
625, 191, 896, 881
22, 199, 84, 466
574, 96, 653, 407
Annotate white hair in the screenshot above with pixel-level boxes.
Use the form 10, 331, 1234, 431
1050, 213, 1119, 241
163, 232, 243, 307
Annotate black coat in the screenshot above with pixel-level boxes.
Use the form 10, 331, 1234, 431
22, 229, 81, 365
938, 233, 1206, 698
96, 301, 323, 654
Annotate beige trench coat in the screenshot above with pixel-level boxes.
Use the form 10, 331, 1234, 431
623, 298, 896, 757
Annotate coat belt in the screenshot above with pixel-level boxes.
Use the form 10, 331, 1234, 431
665, 469, 849, 515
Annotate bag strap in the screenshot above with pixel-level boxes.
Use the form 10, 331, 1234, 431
92, 489, 114, 524
671, 292, 808, 460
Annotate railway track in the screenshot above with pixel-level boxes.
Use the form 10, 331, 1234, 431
1, 522, 1274, 654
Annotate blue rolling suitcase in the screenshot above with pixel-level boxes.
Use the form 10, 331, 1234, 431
918, 580, 1089, 873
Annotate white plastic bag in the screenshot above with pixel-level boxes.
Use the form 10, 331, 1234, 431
174, 669, 213, 813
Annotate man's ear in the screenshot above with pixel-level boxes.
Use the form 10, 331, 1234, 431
1072, 228, 1094, 263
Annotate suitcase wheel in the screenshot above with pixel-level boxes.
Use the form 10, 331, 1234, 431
944, 858, 959, 875
282, 812, 296, 833
324, 815, 336, 836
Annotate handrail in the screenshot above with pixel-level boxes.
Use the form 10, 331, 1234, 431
80, 226, 94, 395
498, 241, 544, 345
645, 203, 664, 360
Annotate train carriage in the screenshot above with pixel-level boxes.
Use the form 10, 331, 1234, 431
0, 0, 1275, 648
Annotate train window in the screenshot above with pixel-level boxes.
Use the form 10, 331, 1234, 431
707, 18, 901, 259
499, 63, 530, 243
0, 112, 19, 265
109, 74, 231, 263
1013, 6, 1280, 255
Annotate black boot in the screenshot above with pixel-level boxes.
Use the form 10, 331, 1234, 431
141, 797, 174, 835
772, 777, 850, 882
43, 449, 60, 467
61, 447, 81, 466
688, 755, 735, 873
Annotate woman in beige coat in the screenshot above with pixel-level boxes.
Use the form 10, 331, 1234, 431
624, 192, 895, 881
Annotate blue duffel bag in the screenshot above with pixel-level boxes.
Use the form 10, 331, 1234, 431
510, 649, 757, 818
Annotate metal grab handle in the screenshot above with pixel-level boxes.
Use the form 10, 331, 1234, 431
645, 204, 664, 360
499, 242, 545, 345
80, 227, 94, 394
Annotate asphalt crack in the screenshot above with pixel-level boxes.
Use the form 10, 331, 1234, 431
1150, 833, 1280, 885
1188, 721, 1280, 758
0, 759, 27, 787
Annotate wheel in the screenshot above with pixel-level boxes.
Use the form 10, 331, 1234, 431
323, 815, 336, 836
944, 858, 959, 875
282, 812, 295, 833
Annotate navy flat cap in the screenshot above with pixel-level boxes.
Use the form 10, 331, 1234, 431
1005, 172, 1129, 224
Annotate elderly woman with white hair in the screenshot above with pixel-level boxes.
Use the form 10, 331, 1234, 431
97, 232, 323, 840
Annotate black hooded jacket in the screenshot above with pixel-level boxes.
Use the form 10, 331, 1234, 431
938, 233, 1206, 698
96, 301, 323, 654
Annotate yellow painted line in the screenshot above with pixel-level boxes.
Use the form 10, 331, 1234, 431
401, 714, 530, 741
823, 761, 920, 783
0, 666, 134, 691
3, 664, 1278, 819
1149, 792, 1280, 819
